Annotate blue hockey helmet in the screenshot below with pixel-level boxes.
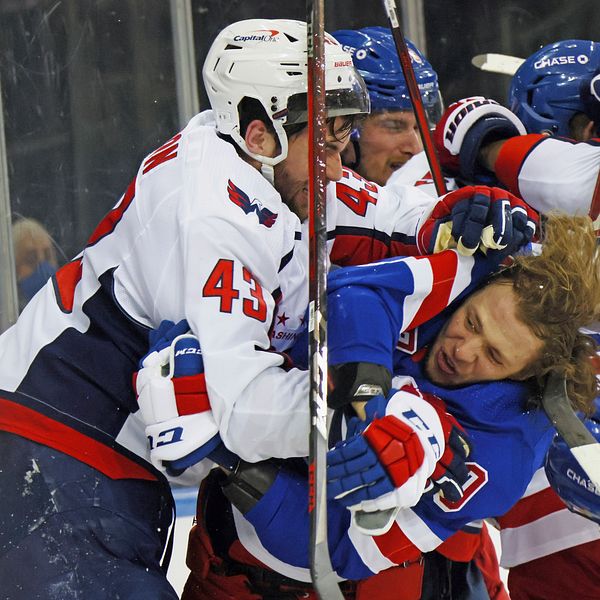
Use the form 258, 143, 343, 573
332, 26, 442, 125
508, 40, 600, 137
544, 399, 600, 525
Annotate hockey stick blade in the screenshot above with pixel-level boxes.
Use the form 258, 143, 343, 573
471, 53, 525, 76
542, 371, 600, 490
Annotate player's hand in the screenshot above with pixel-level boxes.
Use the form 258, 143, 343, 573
134, 319, 222, 474
327, 391, 430, 512
418, 185, 539, 257
433, 96, 526, 184
327, 408, 425, 510
424, 396, 472, 502
327, 390, 473, 512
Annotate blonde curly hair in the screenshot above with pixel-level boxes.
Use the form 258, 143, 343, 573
492, 214, 600, 414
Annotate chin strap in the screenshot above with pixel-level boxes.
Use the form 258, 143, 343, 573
231, 123, 287, 187
348, 137, 361, 172
260, 163, 275, 186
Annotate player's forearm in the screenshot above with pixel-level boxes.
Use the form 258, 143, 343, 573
212, 364, 311, 461
491, 135, 600, 215
240, 466, 419, 580
479, 139, 504, 172
329, 173, 437, 266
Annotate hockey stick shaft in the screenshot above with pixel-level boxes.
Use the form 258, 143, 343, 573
381, 0, 447, 196
306, 3, 343, 598
542, 371, 600, 490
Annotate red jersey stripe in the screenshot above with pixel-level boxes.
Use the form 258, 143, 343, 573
0, 398, 157, 481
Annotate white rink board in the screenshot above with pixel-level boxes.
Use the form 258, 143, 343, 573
167, 487, 198, 597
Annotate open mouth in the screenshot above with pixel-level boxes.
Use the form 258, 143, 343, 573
437, 348, 456, 376
389, 162, 405, 172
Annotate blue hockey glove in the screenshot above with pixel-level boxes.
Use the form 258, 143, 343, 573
434, 96, 527, 185
418, 185, 539, 258
327, 389, 473, 512
327, 412, 425, 508
135, 319, 224, 475
327, 391, 428, 512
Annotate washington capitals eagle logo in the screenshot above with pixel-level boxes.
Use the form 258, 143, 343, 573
227, 179, 278, 228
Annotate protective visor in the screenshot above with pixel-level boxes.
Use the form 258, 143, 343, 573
285, 75, 371, 126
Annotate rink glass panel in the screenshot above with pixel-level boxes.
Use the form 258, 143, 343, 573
0, 0, 596, 331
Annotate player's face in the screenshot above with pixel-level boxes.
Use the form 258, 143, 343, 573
274, 117, 350, 221
425, 282, 543, 387
355, 110, 422, 185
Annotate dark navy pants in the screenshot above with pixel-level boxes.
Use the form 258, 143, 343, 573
0, 432, 178, 600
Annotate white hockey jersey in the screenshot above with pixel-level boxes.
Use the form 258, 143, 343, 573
496, 467, 600, 568
387, 151, 458, 198
492, 133, 600, 218
390, 135, 600, 222
0, 111, 437, 481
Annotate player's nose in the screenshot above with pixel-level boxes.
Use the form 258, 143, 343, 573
400, 130, 423, 156
453, 337, 481, 365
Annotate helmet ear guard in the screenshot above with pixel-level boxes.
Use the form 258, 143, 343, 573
202, 19, 370, 178
580, 69, 600, 135
508, 40, 600, 138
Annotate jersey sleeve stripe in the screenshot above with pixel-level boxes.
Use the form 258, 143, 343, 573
394, 508, 444, 552
499, 506, 600, 567
496, 486, 567, 528
495, 134, 546, 198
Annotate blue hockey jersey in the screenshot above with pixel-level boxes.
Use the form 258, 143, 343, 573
235, 253, 555, 582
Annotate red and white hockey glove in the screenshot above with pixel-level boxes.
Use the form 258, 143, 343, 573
327, 385, 470, 514
433, 96, 527, 185
134, 319, 221, 474
418, 185, 539, 257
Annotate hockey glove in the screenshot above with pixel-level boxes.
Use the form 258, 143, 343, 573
425, 396, 472, 502
134, 319, 223, 475
327, 412, 425, 510
417, 185, 538, 257
327, 388, 473, 512
327, 390, 429, 513
433, 96, 527, 185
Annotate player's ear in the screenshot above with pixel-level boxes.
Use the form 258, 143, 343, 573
244, 119, 277, 157
582, 119, 596, 141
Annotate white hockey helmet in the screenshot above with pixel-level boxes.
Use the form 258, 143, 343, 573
202, 19, 370, 169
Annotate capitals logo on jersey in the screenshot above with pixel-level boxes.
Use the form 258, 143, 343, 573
228, 179, 278, 228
